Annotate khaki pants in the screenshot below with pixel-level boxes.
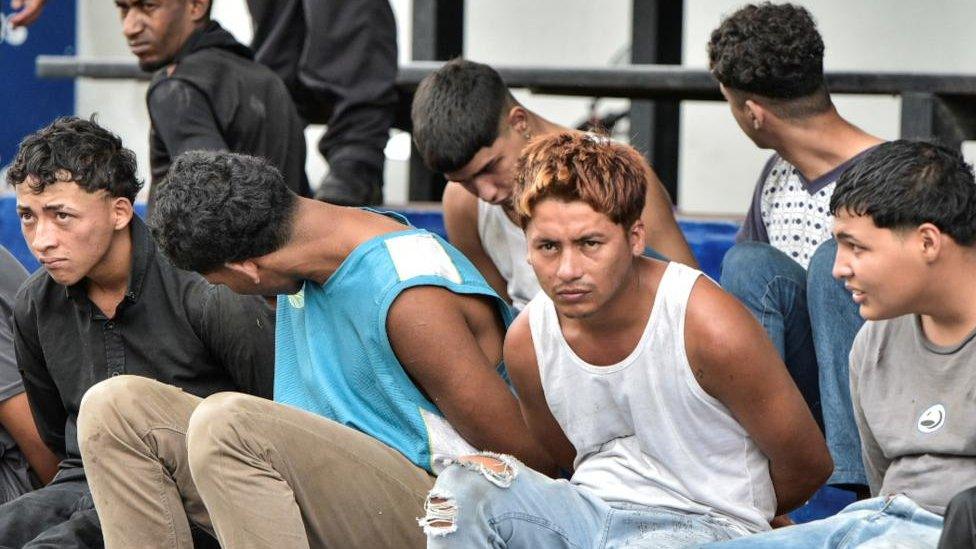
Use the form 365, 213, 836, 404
77, 376, 433, 549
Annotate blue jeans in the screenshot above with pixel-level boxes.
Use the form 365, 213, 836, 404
703, 496, 944, 548
720, 240, 866, 486
423, 455, 749, 548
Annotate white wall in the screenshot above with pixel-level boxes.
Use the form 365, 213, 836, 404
77, 0, 976, 212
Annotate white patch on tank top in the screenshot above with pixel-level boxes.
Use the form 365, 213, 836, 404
419, 407, 477, 474
384, 233, 462, 284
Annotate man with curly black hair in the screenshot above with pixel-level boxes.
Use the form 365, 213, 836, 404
2, 117, 274, 547
708, 2, 883, 498
77, 150, 553, 548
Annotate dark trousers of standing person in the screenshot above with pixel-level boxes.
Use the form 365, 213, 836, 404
939, 486, 976, 549
246, 0, 398, 205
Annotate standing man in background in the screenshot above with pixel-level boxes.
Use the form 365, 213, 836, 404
118, 0, 310, 207
247, 0, 398, 205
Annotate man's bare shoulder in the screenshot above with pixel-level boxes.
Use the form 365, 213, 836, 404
442, 182, 479, 220
683, 274, 782, 390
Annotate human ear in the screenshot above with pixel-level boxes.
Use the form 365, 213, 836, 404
190, 0, 210, 22
628, 220, 646, 256
917, 223, 943, 263
744, 99, 766, 130
111, 198, 134, 230
506, 106, 530, 138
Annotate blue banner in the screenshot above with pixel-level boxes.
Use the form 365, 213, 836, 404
1, 0, 76, 175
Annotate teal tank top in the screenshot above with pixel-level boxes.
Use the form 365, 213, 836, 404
274, 225, 514, 474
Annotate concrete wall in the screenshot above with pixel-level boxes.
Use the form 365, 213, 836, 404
76, 0, 976, 212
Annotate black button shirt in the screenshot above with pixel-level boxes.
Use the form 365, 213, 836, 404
12, 217, 275, 470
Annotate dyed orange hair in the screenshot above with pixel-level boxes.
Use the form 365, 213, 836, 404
513, 131, 648, 229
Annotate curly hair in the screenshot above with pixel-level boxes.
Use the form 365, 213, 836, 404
513, 132, 647, 230
6, 116, 142, 202
708, 3, 826, 103
150, 151, 297, 273
831, 140, 976, 246
411, 58, 518, 174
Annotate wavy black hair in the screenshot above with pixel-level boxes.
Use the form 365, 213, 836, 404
831, 140, 976, 246
708, 3, 830, 115
6, 116, 142, 202
150, 151, 297, 273
411, 58, 517, 174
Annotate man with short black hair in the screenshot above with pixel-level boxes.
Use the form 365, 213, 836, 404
78, 150, 552, 548
412, 59, 697, 310
1, 116, 274, 547
117, 0, 309, 206
709, 2, 883, 493
708, 139, 976, 547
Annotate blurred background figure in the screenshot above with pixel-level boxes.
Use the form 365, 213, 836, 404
247, 0, 398, 206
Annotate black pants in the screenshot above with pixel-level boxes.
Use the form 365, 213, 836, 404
939, 485, 976, 549
0, 471, 101, 549
246, 0, 398, 168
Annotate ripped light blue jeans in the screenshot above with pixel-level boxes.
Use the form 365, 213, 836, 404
703, 495, 944, 548
421, 454, 751, 548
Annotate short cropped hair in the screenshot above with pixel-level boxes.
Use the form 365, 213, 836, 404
6, 116, 142, 202
708, 3, 830, 117
150, 151, 297, 273
513, 132, 647, 230
412, 58, 517, 174
831, 140, 976, 246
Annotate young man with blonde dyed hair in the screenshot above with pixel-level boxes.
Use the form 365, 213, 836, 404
420, 132, 831, 548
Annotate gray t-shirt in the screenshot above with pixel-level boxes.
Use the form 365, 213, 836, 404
0, 245, 31, 503
850, 314, 976, 515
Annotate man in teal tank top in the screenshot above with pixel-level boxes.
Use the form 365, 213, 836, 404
76, 151, 554, 548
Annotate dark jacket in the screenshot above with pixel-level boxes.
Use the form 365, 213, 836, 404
147, 21, 310, 210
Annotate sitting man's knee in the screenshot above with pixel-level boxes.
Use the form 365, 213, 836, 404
807, 239, 838, 278
78, 375, 159, 441
186, 392, 256, 466
720, 242, 774, 286
419, 453, 520, 537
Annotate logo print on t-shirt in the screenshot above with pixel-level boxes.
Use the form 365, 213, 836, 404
917, 404, 946, 434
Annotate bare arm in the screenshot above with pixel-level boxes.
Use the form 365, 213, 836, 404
0, 393, 59, 484
641, 167, 698, 268
686, 277, 832, 515
504, 313, 576, 472
442, 183, 511, 303
386, 286, 554, 474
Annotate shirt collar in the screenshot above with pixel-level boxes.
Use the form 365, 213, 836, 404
65, 216, 155, 306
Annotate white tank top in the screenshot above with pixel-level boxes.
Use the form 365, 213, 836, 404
528, 262, 776, 534
477, 199, 540, 311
